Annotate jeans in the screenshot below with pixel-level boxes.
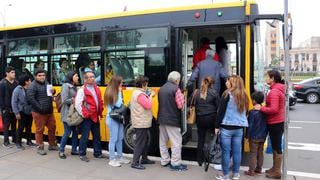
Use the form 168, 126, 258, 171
106, 116, 124, 160
220, 128, 243, 176
79, 119, 102, 157
60, 122, 78, 153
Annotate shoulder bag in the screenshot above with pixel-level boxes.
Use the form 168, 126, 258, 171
187, 89, 198, 124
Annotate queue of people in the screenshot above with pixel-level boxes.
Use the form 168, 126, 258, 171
0, 36, 285, 178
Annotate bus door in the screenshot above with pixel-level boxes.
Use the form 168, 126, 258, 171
178, 29, 189, 136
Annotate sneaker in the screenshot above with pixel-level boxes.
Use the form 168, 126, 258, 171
3, 142, 13, 148
131, 163, 146, 170
118, 157, 130, 164
232, 173, 240, 180
170, 164, 188, 171
48, 145, 59, 151
109, 159, 121, 167
59, 152, 67, 159
16, 144, 25, 150
141, 158, 155, 165
27, 141, 37, 147
80, 156, 90, 162
37, 148, 47, 156
161, 162, 170, 167
215, 174, 230, 180
71, 151, 79, 155
94, 154, 108, 159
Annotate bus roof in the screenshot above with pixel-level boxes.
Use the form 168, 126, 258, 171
0, 0, 257, 31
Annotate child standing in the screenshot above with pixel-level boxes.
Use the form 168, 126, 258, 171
245, 91, 268, 176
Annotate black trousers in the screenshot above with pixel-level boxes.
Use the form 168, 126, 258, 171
196, 114, 216, 164
2, 110, 17, 143
16, 112, 33, 145
132, 128, 149, 165
267, 122, 284, 154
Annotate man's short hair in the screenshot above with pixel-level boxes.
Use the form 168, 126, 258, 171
205, 49, 215, 57
59, 58, 67, 67
18, 74, 31, 86
251, 91, 264, 104
34, 69, 46, 76
167, 71, 181, 83
5, 66, 15, 73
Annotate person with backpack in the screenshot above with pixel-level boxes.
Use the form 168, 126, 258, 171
244, 91, 268, 176
0, 66, 18, 148
59, 71, 79, 159
11, 74, 36, 150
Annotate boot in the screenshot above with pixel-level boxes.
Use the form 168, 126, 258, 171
265, 151, 276, 173
266, 152, 282, 179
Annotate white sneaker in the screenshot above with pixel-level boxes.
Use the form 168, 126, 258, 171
117, 157, 130, 164
232, 173, 240, 180
215, 174, 230, 180
108, 159, 121, 167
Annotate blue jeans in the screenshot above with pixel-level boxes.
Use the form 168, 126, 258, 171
106, 116, 124, 160
60, 122, 78, 153
220, 128, 243, 175
79, 119, 102, 157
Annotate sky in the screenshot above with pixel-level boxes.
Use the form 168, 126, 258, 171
0, 0, 319, 47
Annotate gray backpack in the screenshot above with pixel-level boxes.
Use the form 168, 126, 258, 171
66, 103, 83, 126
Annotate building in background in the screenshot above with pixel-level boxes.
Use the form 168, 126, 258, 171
265, 20, 280, 68
280, 37, 320, 74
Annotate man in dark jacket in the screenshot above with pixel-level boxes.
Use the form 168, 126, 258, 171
27, 69, 58, 155
0, 66, 18, 148
158, 71, 187, 171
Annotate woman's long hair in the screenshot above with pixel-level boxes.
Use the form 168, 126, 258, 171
200, 76, 214, 100
222, 75, 249, 113
104, 75, 123, 105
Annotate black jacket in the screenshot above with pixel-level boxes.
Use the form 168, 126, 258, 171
194, 87, 220, 116
27, 80, 54, 114
0, 78, 18, 112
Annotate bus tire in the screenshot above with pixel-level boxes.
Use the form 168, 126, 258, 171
123, 118, 159, 154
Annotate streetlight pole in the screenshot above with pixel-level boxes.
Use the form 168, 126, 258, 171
283, 0, 290, 179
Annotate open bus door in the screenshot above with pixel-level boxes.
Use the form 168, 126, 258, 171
180, 29, 189, 136
0, 43, 4, 132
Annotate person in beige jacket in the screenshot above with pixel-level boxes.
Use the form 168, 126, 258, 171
130, 75, 155, 170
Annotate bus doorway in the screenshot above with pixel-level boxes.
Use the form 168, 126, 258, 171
178, 25, 243, 151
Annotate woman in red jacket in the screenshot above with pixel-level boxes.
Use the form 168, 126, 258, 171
254, 70, 284, 179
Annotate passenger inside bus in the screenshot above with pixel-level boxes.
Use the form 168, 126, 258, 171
58, 58, 69, 84
192, 37, 211, 69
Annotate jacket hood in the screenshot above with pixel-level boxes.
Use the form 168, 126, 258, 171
271, 83, 285, 94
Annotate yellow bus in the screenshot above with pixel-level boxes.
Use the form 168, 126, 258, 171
0, 0, 283, 153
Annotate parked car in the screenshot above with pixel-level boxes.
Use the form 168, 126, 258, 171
293, 77, 320, 104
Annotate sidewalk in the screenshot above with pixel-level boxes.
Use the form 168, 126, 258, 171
0, 140, 314, 180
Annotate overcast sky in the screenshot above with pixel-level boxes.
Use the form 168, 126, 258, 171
0, 0, 319, 47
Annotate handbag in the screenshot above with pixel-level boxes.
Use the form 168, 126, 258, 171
187, 89, 198, 124
66, 103, 83, 126
203, 134, 222, 172
110, 104, 128, 124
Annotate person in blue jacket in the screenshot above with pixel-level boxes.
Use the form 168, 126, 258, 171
245, 91, 267, 176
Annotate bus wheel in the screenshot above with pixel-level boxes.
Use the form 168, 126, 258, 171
123, 119, 159, 154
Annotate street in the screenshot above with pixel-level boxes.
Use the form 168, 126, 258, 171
287, 102, 320, 177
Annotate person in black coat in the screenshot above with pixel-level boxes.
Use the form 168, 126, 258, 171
193, 76, 219, 166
